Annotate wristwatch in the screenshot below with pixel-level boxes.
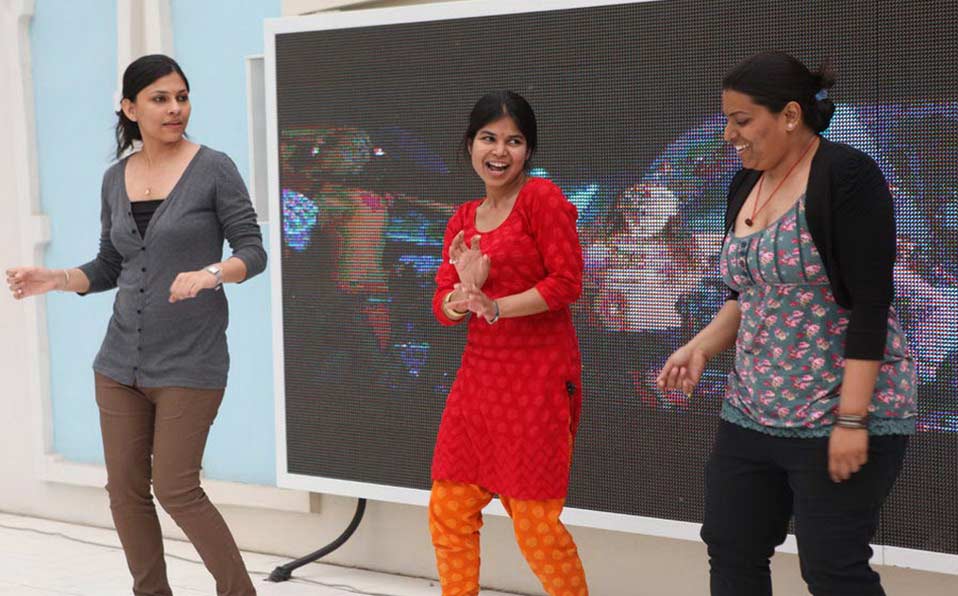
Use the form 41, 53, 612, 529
204, 265, 223, 291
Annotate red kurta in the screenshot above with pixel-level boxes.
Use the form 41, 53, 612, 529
431, 177, 584, 500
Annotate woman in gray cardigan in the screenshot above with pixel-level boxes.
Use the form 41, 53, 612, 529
6, 55, 265, 596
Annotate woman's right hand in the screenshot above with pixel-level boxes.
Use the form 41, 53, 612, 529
449, 231, 490, 288
656, 343, 710, 396
6, 267, 61, 299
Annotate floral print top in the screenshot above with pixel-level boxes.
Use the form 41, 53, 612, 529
720, 195, 916, 437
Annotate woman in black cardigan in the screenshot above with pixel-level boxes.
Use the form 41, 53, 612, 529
658, 52, 916, 596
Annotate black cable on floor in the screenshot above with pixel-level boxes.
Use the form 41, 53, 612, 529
267, 498, 367, 583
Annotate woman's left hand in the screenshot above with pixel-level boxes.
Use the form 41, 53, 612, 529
450, 232, 490, 288
169, 269, 219, 303
448, 282, 497, 322
828, 426, 868, 483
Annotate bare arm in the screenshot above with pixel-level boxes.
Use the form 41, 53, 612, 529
167, 256, 251, 303
447, 284, 550, 322
656, 299, 741, 394
7, 266, 90, 298
217, 256, 248, 284
837, 359, 881, 416
686, 299, 742, 358
59, 267, 91, 293
827, 359, 882, 483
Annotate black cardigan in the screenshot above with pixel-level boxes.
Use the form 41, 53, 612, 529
723, 138, 896, 361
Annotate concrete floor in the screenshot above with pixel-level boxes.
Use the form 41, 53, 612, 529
0, 512, 522, 596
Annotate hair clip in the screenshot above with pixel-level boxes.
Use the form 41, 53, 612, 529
814, 89, 829, 101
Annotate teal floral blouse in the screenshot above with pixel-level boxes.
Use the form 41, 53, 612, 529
720, 195, 916, 437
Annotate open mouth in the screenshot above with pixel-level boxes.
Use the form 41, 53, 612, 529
485, 161, 509, 173
734, 143, 750, 154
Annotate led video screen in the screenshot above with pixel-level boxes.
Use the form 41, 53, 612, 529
272, 0, 957, 557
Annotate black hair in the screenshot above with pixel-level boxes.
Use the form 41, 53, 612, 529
460, 91, 538, 170
114, 54, 190, 159
723, 51, 836, 134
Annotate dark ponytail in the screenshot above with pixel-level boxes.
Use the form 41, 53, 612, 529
722, 51, 836, 134
114, 54, 190, 159
808, 58, 837, 133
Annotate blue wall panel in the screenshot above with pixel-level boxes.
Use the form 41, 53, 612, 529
33, 0, 118, 465
35, 0, 281, 485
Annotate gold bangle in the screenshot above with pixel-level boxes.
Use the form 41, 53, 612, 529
61, 269, 71, 291
443, 291, 467, 320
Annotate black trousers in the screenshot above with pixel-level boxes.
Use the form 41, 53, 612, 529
701, 421, 908, 596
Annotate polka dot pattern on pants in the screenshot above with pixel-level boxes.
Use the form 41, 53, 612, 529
429, 480, 588, 596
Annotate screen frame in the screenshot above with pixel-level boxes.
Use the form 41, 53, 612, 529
264, 0, 958, 575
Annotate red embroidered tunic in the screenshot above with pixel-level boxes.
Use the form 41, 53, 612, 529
431, 178, 584, 500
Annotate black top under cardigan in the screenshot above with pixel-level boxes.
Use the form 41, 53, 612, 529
79, 147, 267, 388
724, 137, 896, 361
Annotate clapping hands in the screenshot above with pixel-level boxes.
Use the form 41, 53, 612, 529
449, 231, 490, 288
448, 281, 498, 323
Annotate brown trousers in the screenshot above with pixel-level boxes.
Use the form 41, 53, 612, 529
94, 373, 256, 596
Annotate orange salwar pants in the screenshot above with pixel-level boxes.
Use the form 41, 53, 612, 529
429, 480, 588, 596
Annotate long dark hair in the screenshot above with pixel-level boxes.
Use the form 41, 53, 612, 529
723, 51, 836, 134
114, 54, 190, 159
460, 90, 538, 170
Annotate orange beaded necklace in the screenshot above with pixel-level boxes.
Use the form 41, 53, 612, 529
745, 135, 819, 227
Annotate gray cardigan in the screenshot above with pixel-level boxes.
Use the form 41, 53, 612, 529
79, 146, 267, 388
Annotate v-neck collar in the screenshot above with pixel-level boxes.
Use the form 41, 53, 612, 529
123, 145, 205, 241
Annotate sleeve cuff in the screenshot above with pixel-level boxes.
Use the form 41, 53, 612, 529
77, 261, 111, 295
229, 248, 267, 283
534, 281, 560, 311
844, 305, 890, 361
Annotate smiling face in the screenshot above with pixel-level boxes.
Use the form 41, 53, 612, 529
122, 72, 191, 145
469, 115, 529, 192
722, 89, 799, 171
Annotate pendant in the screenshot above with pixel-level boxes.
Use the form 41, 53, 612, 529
744, 218, 753, 226
145, 187, 151, 196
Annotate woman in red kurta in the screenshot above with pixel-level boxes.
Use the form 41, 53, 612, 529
428, 91, 588, 596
